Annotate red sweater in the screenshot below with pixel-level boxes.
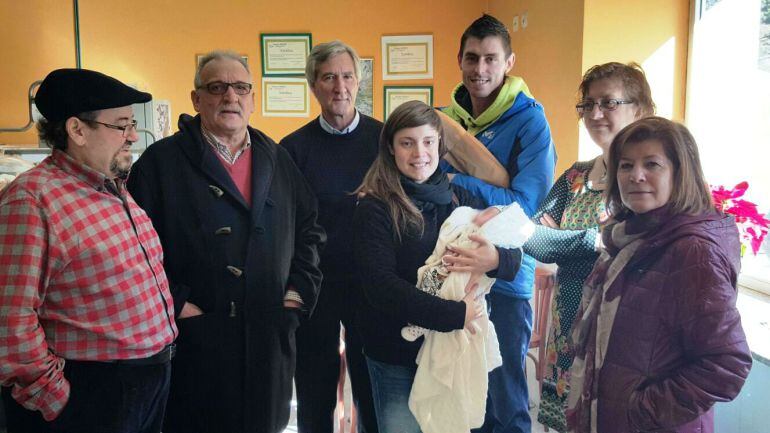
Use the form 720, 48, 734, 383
213, 146, 253, 206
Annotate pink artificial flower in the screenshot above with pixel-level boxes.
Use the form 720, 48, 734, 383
710, 182, 770, 255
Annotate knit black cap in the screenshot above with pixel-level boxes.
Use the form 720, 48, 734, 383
35, 68, 152, 122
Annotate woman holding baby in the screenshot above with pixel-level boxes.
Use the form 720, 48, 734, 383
352, 101, 521, 433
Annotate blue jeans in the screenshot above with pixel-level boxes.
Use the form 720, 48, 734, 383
474, 292, 533, 433
367, 357, 421, 433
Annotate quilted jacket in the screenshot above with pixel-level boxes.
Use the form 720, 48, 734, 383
591, 210, 752, 432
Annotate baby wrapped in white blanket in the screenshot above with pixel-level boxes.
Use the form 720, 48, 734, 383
406, 203, 534, 433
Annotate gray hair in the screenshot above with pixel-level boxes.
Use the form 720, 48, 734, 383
305, 40, 361, 87
194, 50, 250, 89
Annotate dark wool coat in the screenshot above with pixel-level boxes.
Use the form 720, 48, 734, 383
590, 211, 752, 433
127, 114, 325, 433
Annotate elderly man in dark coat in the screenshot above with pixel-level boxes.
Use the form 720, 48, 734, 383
127, 50, 325, 433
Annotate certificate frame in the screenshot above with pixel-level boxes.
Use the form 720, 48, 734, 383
261, 77, 310, 117
381, 35, 433, 80
383, 86, 433, 120
260, 33, 313, 76
355, 58, 374, 116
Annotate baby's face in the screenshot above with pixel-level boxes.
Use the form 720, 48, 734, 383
473, 207, 500, 227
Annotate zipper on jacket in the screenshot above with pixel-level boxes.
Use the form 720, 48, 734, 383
229, 301, 237, 318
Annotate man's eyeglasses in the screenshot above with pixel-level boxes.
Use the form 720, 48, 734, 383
198, 81, 253, 95
576, 99, 634, 115
80, 119, 138, 138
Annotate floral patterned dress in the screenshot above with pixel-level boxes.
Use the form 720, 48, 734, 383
523, 158, 607, 432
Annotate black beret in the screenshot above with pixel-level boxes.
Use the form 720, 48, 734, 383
35, 68, 152, 122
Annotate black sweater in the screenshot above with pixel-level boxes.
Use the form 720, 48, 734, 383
353, 185, 521, 366
280, 115, 382, 282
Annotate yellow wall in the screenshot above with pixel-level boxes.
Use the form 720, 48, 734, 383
0, 0, 690, 169
0, 1, 75, 145
0, 0, 485, 146
490, 0, 690, 174
580, 0, 690, 160
582, 0, 690, 122
488, 0, 585, 176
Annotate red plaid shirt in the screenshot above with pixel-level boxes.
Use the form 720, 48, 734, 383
0, 150, 177, 420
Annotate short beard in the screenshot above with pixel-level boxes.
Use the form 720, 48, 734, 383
110, 154, 132, 179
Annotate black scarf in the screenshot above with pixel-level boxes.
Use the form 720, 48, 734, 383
400, 170, 453, 212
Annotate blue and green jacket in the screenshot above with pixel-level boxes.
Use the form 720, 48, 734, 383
442, 76, 556, 299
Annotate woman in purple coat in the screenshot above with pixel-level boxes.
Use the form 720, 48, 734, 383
567, 117, 752, 433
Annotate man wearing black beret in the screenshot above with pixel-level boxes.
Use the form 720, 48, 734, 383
127, 50, 325, 433
0, 68, 178, 433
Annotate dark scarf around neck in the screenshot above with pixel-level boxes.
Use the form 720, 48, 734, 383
400, 170, 453, 212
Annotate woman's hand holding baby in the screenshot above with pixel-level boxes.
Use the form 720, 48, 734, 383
443, 234, 499, 275
462, 285, 484, 334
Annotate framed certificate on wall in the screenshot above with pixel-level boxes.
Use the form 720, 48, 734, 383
383, 86, 433, 119
260, 33, 312, 76
262, 77, 310, 117
381, 35, 433, 80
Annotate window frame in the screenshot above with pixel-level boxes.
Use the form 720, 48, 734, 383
686, 0, 770, 296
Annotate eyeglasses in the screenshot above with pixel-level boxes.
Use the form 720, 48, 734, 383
576, 99, 634, 115
197, 81, 253, 95
80, 119, 138, 138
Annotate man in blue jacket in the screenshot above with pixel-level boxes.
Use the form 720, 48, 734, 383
442, 14, 556, 433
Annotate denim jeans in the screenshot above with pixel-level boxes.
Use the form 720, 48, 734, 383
367, 357, 422, 433
474, 292, 533, 433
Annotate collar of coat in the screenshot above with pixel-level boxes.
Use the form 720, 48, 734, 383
443, 76, 534, 136
174, 114, 276, 220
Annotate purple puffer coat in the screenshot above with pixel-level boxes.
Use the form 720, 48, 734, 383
593, 210, 752, 432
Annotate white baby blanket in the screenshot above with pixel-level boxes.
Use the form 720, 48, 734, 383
408, 204, 534, 433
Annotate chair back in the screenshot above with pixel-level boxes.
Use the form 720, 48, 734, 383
528, 265, 556, 382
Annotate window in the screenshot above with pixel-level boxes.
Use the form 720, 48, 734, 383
687, 0, 770, 295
